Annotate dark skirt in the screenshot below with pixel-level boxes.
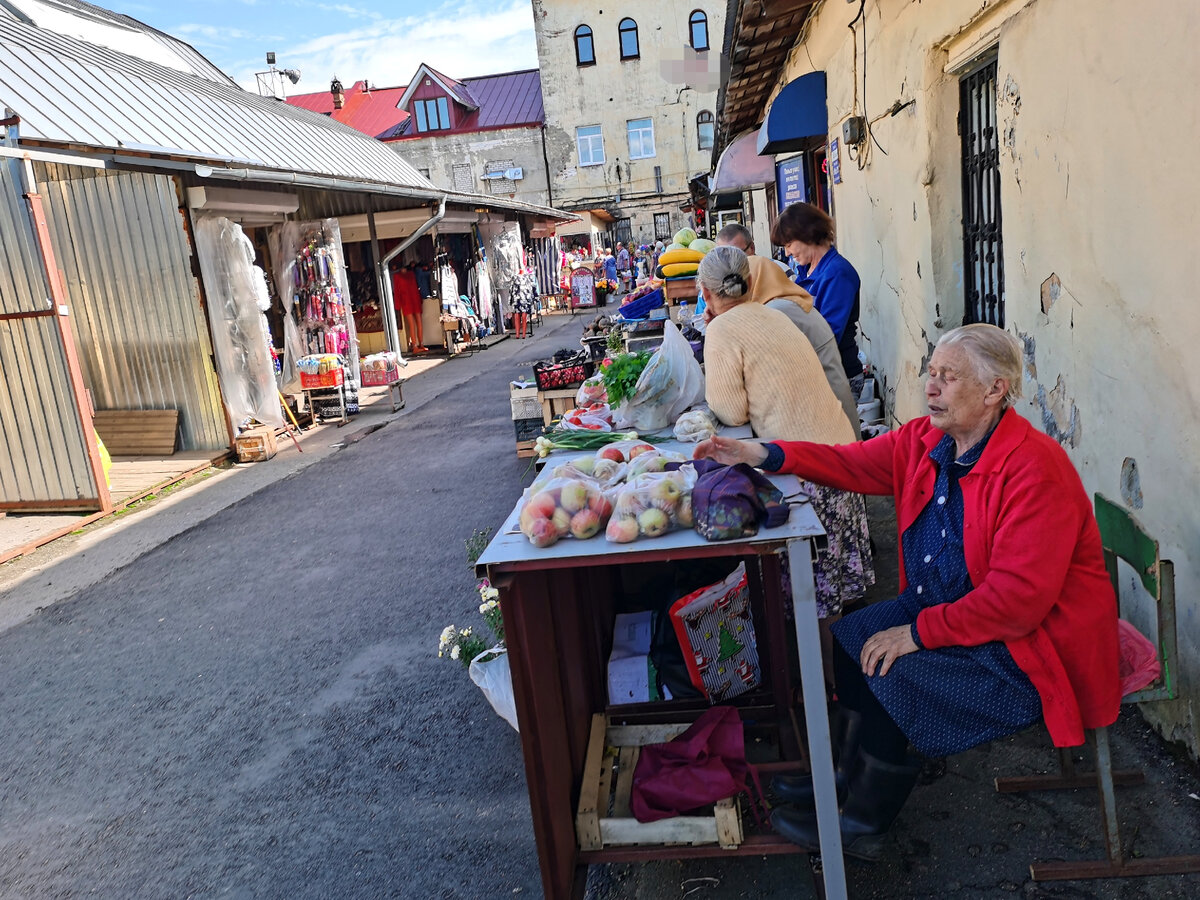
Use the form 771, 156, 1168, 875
831, 597, 1043, 757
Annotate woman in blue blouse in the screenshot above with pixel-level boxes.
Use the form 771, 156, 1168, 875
771, 203, 864, 398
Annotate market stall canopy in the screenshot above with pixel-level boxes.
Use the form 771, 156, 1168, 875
716, 0, 819, 151
0, 11, 435, 197
756, 72, 827, 156
712, 130, 776, 194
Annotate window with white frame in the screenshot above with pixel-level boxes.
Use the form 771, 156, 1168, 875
697, 110, 714, 150
576, 125, 605, 166
627, 118, 655, 159
414, 96, 451, 133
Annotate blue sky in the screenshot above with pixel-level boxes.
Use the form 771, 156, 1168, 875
107, 0, 540, 93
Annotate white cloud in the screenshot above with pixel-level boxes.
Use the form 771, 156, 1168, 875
226, 0, 537, 91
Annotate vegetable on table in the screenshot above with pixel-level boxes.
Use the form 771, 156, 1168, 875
533, 429, 660, 458
600, 351, 653, 408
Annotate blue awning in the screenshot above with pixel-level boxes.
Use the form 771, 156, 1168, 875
756, 72, 827, 156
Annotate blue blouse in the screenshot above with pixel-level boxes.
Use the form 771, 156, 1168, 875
829, 430, 1043, 757
795, 247, 861, 378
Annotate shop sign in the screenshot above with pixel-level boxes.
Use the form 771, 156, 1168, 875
776, 157, 806, 211
829, 137, 842, 185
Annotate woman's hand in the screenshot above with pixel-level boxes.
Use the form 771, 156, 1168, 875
693, 435, 769, 467
861, 625, 919, 677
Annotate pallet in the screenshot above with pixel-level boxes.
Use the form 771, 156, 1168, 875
93, 409, 179, 456
517, 439, 538, 459
575, 714, 743, 852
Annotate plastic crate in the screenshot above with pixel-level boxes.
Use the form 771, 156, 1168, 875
513, 417, 544, 442
510, 383, 540, 419
300, 368, 343, 389
615, 287, 664, 321
360, 365, 400, 387
533, 358, 594, 391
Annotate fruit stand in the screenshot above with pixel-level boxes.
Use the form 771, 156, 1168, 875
475, 433, 850, 900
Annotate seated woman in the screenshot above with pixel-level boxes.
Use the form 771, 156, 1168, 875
695, 323, 1120, 860
699, 246, 874, 657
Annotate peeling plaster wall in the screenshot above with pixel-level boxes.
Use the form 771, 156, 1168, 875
531, 1, 723, 240
386, 126, 552, 208
786, 0, 1200, 756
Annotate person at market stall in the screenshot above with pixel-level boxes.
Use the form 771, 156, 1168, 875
603, 247, 619, 297
693, 323, 1120, 861
698, 245, 874, 670
616, 242, 632, 292
390, 263, 425, 353
771, 202, 866, 399
714, 228, 859, 434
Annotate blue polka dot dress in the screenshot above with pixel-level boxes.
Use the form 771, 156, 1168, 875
831, 431, 1043, 757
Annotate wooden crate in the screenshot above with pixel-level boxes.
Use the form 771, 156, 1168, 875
538, 387, 580, 426
663, 278, 698, 303
235, 426, 277, 463
575, 714, 743, 852
93, 409, 178, 456
516, 439, 538, 459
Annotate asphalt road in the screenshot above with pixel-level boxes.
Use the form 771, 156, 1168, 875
1, 307, 1197, 899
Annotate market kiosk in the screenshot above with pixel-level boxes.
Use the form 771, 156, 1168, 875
476, 436, 849, 899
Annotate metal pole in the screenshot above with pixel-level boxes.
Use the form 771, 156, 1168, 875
367, 194, 405, 365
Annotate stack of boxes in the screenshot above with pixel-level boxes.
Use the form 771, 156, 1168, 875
510, 381, 542, 458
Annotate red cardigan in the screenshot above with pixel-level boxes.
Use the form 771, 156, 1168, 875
778, 409, 1120, 747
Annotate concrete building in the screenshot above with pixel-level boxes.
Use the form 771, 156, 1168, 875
531, 1, 725, 247
717, 0, 1200, 757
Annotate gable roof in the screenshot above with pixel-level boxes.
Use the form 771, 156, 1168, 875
0, 12, 434, 193
286, 80, 410, 140
397, 63, 478, 113
380, 68, 543, 140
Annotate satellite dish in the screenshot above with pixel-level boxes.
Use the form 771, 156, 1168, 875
283, 68, 301, 85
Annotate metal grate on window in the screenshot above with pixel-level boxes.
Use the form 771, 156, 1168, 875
959, 59, 1004, 327
653, 212, 671, 241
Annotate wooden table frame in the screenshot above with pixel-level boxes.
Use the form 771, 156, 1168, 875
478, 480, 849, 899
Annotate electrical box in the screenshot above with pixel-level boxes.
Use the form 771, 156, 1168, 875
843, 116, 866, 146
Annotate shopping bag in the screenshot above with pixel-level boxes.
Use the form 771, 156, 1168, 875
690, 459, 789, 541
669, 563, 760, 702
1117, 619, 1161, 697
615, 321, 705, 433
630, 706, 751, 823
469, 646, 519, 732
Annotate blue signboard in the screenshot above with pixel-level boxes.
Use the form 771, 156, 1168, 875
829, 137, 842, 185
776, 156, 806, 211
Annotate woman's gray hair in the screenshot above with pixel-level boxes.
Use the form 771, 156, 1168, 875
937, 324, 1024, 406
696, 245, 750, 300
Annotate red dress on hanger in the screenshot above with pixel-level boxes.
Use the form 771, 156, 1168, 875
392, 268, 422, 316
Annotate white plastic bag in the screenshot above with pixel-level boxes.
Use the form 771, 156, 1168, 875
469, 646, 519, 732
616, 321, 705, 433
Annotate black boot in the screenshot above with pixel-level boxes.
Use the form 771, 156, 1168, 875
770, 751, 922, 861
771, 709, 862, 808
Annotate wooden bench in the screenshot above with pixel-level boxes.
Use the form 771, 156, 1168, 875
92, 409, 179, 456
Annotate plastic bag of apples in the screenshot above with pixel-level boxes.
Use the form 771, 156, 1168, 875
605, 466, 697, 543
519, 476, 615, 548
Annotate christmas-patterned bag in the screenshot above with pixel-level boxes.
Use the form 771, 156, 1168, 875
669, 563, 760, 702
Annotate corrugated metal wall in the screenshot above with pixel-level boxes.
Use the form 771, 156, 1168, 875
36, 164, 228, 451
0, 157, 97, 506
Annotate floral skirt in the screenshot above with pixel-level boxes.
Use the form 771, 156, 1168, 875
800, 482, 875, 618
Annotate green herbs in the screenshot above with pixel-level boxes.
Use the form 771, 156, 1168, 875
601, 351, 652, 408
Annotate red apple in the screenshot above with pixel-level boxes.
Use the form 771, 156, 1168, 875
528, 518, 560, 548
606, 515, 640, 543
627, 443, 655, 459
598, 445, 625, 463
570, 508, 602, 539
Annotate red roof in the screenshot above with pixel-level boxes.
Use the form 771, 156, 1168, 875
382, 69, 543, 140
285, 81, 409, 139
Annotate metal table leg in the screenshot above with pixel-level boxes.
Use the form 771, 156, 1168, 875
786, 538, 847, 900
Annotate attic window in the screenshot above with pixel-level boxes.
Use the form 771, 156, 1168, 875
414, 97, 451, 133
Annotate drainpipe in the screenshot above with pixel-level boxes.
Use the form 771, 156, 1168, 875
372, 195, 446, 364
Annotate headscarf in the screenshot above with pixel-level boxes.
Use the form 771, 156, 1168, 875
746, 255, 814, 312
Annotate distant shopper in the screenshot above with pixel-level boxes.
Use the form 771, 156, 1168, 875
616, 242, 631, 292
771, 203, 865, 398
604, 248, 618, 294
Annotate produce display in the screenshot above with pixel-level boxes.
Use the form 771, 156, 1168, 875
600, 351, 653, 408
654, 229, 713, 280
519, 476, 614, 548
605, 468, 697, 543
531, 428, 660, 459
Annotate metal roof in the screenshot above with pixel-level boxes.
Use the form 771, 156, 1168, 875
381, 69, 544, 140
0, 14, 436, 193
286, 80, 410, 140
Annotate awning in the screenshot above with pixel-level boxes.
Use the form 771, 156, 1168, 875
712, 130, 776, 194
756, 72, 827, 156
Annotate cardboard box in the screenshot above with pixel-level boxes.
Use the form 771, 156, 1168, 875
235, 426, 277, 463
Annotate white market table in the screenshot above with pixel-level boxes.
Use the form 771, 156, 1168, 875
476, 440, 849, 899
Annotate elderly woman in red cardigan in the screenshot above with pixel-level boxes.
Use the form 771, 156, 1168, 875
695, 323, 1119, 860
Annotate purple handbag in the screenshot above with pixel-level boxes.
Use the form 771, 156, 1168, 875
690, 459, 790, 541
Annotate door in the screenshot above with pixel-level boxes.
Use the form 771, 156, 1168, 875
960, 58, 1004, 326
